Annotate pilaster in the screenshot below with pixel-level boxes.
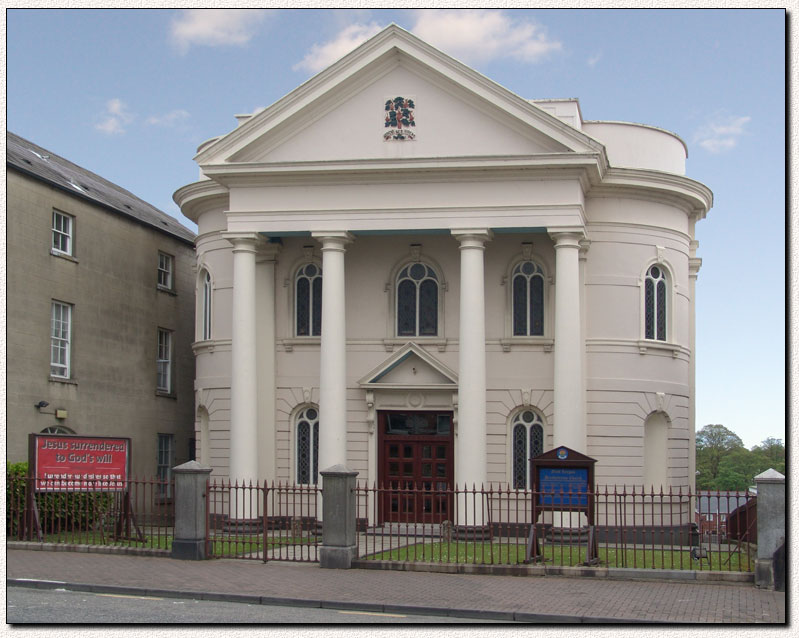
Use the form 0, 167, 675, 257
256, 242, 281, 482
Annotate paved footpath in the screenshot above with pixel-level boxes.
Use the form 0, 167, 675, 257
7, 549, 785, 624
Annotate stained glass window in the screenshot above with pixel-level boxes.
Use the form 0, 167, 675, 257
296, 407, 320, 484
296, 264, 322, 337
511, 410, 545, 489
512, 261, 545, 336
644, 265, 667, 341
396, 263, 438, 337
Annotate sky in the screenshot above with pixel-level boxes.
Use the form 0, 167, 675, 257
6, 8, 787, 449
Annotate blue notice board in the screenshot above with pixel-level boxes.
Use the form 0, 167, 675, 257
538, 467, 589, 507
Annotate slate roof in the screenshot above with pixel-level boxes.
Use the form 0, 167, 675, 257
7, 132, 195, 244
696, 492, 750, 515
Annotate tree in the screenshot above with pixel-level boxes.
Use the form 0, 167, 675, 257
696, 424, 744, 488
751, 437, 785, 476
714, 447, 761, 491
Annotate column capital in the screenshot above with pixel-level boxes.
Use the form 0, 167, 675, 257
312, 231, 354, 251
222, 232, 261, 252
451, 228, 493, 247
547, 228, 585, 247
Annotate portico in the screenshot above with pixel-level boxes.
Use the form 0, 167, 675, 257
176, 25, 711, 515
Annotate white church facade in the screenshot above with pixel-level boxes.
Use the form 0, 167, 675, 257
175, 25, 711, 521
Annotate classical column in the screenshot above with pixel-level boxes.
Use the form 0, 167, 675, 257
452, 230, 492, 494
256, 242, 280, 482
550, 230, 586, 452
223, 233, 260, 516
312, 232, 353, 476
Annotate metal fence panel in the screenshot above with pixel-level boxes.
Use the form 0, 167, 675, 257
206, 480, 321, 562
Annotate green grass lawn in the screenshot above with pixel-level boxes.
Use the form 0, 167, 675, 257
364, 541, 754, 572
17, 530, 319, 559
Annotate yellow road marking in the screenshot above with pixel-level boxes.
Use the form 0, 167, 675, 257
95, 594, 162, 601
338, 610, 407, 618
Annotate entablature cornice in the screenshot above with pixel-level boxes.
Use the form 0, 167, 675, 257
173, 180, 229, 223
199, 153, 605, 189
589, 167, 712, 219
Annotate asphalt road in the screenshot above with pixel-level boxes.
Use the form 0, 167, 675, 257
7, 586, 516, 624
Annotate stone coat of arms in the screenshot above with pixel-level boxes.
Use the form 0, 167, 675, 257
384, 96, 416, 141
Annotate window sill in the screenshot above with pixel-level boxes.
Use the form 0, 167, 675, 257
383, 338, 447, 352
49, 376, 77, 385
157, 286, 177, 296
637, 339, 680, 357
499, 337, 554, 352
50, 250, 78, 263
156, 391, 177, 399
282, 337, 320, 352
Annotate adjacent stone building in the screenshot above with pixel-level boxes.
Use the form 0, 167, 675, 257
175, 25, 712, 522
7, 132, 197, 479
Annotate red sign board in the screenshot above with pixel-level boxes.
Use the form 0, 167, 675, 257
29, 434, 130, 492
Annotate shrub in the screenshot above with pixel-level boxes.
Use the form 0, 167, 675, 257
6, 462, 115, 537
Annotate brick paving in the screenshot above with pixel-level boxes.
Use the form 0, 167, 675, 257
6, 548, 785, 623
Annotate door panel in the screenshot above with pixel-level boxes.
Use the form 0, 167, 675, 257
378, 411, 453, 524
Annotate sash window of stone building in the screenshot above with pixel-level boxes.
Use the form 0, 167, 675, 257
50, 301, 72, 378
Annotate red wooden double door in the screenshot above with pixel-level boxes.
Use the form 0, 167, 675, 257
377, 411, 454, 524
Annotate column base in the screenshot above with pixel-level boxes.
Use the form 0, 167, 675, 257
320, 544, 357, 569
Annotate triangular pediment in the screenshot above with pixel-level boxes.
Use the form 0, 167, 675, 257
359, 342, 458, 389
196, 25, 603, 168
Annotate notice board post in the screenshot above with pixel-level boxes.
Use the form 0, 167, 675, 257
525, 446, 598, 565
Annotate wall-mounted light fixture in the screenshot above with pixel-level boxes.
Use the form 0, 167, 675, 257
34, 401, 49, 409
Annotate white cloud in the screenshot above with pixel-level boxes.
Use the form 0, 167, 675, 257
170, 9, 270, 54
694, 114, 751, 153
293, 22, 383, 74
145, 109, 190, 127
410, 9, 562, 65
587, 52, 602, 67
95, 98, 134, 135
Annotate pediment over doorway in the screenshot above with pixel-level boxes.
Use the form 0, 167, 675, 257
359, 342, 458, 390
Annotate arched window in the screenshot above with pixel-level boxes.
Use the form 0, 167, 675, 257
644, 265, 667, 341
296, 406, 319, 485
512, 261, 545, 336
397, 263, 438, 337
40, 425, 76, 435
511, 410, 545, 489
201, 269, 212, 341
295, 264, 322, 337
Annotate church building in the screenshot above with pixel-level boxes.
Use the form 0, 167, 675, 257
174, 25, 712, 520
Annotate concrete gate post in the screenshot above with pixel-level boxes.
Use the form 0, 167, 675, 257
171, 461, 213, 560
320, 465, 358, 569
754, 468, 785, 590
